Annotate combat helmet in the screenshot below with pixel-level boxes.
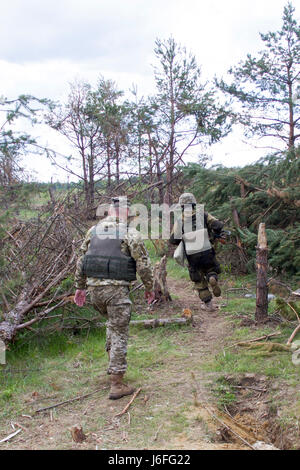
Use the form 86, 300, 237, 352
111, 196, 130, 209
112, 196, 134, 216
178, 193, 196, 206
96, 196, 131, 218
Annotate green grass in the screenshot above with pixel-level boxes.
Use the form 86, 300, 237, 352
144, 239, 189, 281
200, 295, 300, 441
206, 347, 297, 379
4, 190, 51, 221
0, 318, 188, 421
0, 328, 106, 416
203, 297, 300, 383
224, 273, 256, 288
1, 227, 300, 447
0, 317, 196, 449
212, 377, 237, 410
165, 258, 189, 280
170, 409, 190, 433
221, 296, 278, 317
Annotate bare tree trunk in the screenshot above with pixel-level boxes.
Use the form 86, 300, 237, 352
287, 65, 295, 151
74, 193, 79, 211
231, 199, 247, 273
231, 202, 241, 228
240, 181, 246, 198
87, 156, 95, 218
48, 186, 56, 205
115, 141, 120, 184
156, 155, 164, 204
0, 252, 76, 344
255, 223, 269, 323
80, 149, 89, 208
168, 63, 176, 205
138, 133, 142, 178
153, 255, 172, 303
148, 143, 153, 183
164, 162, 172, 205
107, 143, 112, 188
0, 288, 31, 343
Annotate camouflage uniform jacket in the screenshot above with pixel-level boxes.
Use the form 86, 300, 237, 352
75, 216, 153, 291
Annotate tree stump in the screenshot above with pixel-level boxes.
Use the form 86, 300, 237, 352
70, 425, 87, 443
255, 223, 268, 323
153, 255, 172, 303
48, 186, 56, 205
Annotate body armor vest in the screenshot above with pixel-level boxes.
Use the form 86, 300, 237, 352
182, 212, 212, 256
82, 224, 136, 281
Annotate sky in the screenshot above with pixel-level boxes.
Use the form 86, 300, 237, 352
0, 0, 298, 182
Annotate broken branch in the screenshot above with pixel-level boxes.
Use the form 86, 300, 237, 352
35, 387, 106, 413
115, 388, 142, 417
0, 429, 22, 444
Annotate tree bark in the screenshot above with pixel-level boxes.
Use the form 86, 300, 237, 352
255, 223, 269, 323
240, 181, 246, 198
287, 64, 295, 151
115, 140, 120, 184
48, 186, 56, 205
0, 252, 76, 344
107, 143, 111, 188
230, 199, 248, 273
153, 255, 172, 303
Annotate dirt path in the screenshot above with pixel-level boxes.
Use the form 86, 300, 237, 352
0, 277, 272, 450
151, 277, 247, 450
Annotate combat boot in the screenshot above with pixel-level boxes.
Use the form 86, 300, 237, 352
208, 276, 221, 297
204, 300, 216, 312
109, 373, 135, 400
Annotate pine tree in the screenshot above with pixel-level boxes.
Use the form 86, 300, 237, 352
183, 151, 300, 276
217, 2, 300, 155
0, 95, 52, 185
152, 37, 231, 203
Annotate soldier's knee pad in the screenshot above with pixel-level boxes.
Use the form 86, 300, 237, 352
207, 271, 218, 281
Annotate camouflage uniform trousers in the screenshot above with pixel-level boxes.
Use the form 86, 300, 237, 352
88, 285, 132, 375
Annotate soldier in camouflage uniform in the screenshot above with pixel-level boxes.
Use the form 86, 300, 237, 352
74, 197, 154, 399
170, 193, 225, 311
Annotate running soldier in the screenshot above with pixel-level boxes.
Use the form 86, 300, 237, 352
170, 193, 225, 311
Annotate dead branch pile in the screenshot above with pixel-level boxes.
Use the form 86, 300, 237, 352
0, 198, 87, 344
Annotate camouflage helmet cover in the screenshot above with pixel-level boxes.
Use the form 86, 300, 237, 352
178, 193, 196, 205
96, 196, 131, 218
111, 196, 130, 208
111, 196, 134, 216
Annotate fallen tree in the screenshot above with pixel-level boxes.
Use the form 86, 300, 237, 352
61, 316, 192, 331
0, 198, 86, 344
0, 256, 75, 343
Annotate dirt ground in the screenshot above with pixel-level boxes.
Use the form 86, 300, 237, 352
0, 277, 291, 450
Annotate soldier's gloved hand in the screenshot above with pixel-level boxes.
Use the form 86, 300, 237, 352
74, 289, 86, 307
145, 291, 155, 305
